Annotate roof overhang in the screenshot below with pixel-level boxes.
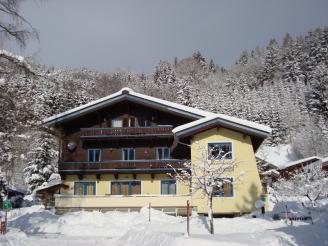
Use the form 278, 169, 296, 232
173, 116, 271, 151
43, 88, 214, 126
42, 88, 271, 150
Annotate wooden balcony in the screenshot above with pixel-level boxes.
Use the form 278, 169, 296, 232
80, 126, 173, 139
59, 159, 188, 174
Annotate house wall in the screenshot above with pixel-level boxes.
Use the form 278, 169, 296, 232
57, 173, 190, 210
190, 127, 263, 215
61, 101, 191, 163
61, 174, 189, 196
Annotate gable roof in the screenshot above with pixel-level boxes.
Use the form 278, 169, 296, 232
43, 87, 271, 148
43, 87, 215, 126
173, 114, 271, 138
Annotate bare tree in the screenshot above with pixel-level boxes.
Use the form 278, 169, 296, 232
169, 145, 242, 234
0, 0, 38, 47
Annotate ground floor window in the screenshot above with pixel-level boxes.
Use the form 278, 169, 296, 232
161, 179, 176, 195
74, 181, 96, 195
111, 181, 141, 195
213, 178, 233, 197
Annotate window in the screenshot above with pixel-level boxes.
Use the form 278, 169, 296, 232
138, 117, 150, 127
208, 142, 232, 160
156, 147, 170, 160
111, 118, 123, 128
111, 181, 141, 195
213, 178, 233, 197
74, 182, 96, 195
88, 149, 101, 162
130, 117, 136, 127
161, 180, 176, 195
122, 148, 135, 160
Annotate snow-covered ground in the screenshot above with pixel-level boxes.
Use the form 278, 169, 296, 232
0, 201, 327, 246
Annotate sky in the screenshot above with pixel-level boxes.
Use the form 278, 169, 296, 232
7, 0, 328, 73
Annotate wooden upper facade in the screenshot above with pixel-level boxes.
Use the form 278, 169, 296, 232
44, 88, 271, 177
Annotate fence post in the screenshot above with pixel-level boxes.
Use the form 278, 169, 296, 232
149, 202, 151, 222
187, 200, 190, 235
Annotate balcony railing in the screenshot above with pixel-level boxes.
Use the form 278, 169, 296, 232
80, 126, 173, 139
59, 159, 188, 173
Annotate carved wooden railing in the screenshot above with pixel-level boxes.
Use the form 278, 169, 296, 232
59, 159, 188, 172
80, 126, 173, 138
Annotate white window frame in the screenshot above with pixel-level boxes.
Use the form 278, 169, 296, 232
88, 149, 101, 162
156, 147, 171, 160
122, 148, 135, 160
212, 177, 234, 198
207, 141, 233, 160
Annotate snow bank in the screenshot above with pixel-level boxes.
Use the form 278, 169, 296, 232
2, 201, 328, 246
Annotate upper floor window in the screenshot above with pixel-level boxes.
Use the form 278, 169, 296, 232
88, 149, 101, 162
156, 147, 170, 160
138, 117, 150, 127
213, 178, 233, 197
112, 117, 136, 127
74, 181, 96, 196
112, 118, 123, 128
122, 148, 135, 160
208, 142, 232, 160
161, 179, 176, 195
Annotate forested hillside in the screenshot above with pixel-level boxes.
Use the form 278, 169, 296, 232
1, 27, 327, 188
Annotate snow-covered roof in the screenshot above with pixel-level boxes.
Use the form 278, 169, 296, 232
43, 87, 215, 125
256, 144, 298, 169
173, 114, 271, 138
43, 87, 271, 142
280, 156, 321, 170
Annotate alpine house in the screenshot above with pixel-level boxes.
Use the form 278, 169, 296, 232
43, 88, 271, 215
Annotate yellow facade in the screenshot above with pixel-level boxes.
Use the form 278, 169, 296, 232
56, 127, 263, 215
57, 173, 190, 212
190, 127, 263, 214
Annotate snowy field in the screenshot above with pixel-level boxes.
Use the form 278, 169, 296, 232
0, 202, 327, 246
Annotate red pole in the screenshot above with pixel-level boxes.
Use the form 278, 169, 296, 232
187, 200, 190, 235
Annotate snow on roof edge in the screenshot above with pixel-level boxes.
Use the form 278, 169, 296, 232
173, 114, 272, 136
43, 87, 214, 124
43, 87, 271, 135
279, 156, 322, 170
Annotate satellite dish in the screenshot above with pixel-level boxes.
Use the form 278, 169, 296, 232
67, 141, 77, 151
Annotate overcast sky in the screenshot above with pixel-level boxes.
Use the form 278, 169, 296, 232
9, 0, 328, 73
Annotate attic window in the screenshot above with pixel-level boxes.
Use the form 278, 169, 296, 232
208, 142, 232, 160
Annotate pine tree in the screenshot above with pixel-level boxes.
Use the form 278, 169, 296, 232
24, 132, 57, 192
154, 60, 176, 86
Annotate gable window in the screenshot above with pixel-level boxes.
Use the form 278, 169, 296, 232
122, 148, 135, 160
213, 178, 233, 197
156, 147, 170, 160
138, 117, 150, 127
122, 116, 136, 127
161, 179, 176, 195
88, 149, 101, 162
74, 181, 96, 196
112, 118, 123, 128
111, 181, 141, 195
208, 142, 232, 160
